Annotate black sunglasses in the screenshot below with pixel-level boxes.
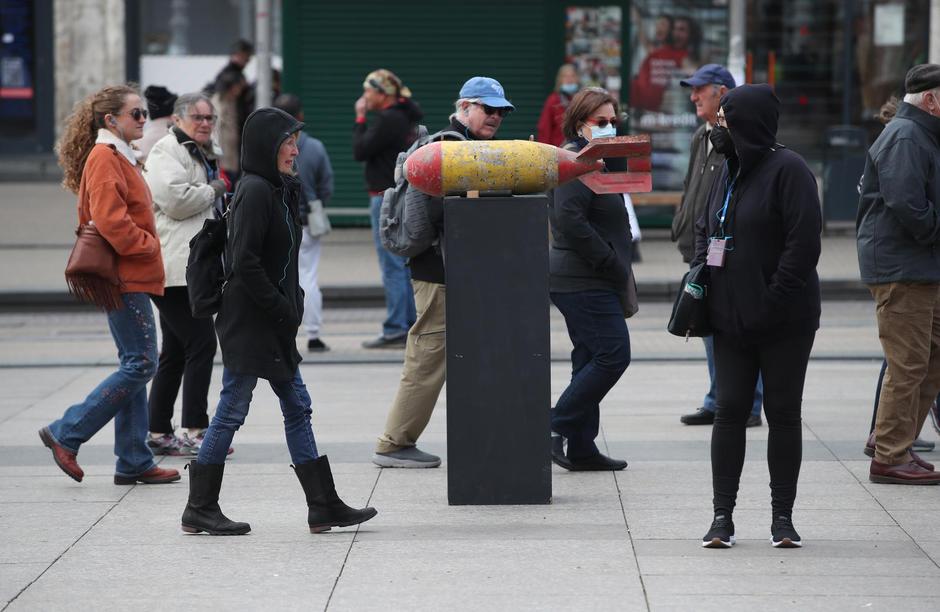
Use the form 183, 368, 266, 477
591, 117, 618, 129
473, 103, 511, 118
116, 108, 149, 121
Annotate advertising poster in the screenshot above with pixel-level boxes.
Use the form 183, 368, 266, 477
628, 2, 729, 190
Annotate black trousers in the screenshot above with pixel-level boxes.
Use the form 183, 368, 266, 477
711, 330, 815, 517
148, 286, 217, 433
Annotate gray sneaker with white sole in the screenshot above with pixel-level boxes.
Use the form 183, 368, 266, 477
372, 446, 441, 468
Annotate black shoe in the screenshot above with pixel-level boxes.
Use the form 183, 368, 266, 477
307, 338, 330, 352
551, 435, 565, 461
680, 407, 715, 425
746, 414, 762, 428
553, 452, 627, 471
293, 455, 378, 533
770, 514, 802, 548
181, 461, 251, 536
361, 334, 407, 349
702, 513, 735, 548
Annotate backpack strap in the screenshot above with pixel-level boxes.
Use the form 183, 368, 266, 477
427, 130, 467, 143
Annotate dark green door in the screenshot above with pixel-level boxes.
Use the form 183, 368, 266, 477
283, 0, 565, 225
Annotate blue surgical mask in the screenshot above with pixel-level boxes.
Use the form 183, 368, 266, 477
560, 83, 579, 95
590, 124, 617, 139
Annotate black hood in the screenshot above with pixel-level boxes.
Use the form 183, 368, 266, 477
240, 107, 304, 184
395, 97, 424, 124
721, 84, 779, 178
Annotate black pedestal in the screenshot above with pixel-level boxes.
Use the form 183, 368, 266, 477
444, 195, 552, 505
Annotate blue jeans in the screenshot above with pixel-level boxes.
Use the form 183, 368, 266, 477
197, 367, 319, 465
370, 194, 416, 337
703, 335, 762, 417
46, 293, 158, 477
550, 290, 631, 459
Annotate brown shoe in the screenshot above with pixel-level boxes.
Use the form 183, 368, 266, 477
114, 465, 181, 485
863, 432, 875, 457
39, 427, 83, 482
869, 459, 940, 485
909, 450, 935, 472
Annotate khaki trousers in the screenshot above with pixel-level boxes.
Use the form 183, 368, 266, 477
870, 282, 940, 465
375, 280, 446, 453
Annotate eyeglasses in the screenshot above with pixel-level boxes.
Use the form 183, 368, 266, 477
473, 103, 512, 118
117, 108, 149, 121
589, 117, 618, 129
188, 114, 218, 124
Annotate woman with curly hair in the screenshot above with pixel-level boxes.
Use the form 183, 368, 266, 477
38, 84, 180, 486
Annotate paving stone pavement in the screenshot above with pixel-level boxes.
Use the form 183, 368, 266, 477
1, 306, 939, 611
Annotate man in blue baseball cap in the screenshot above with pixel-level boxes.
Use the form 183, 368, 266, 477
372, 76, 512, 468
673, 64, 764, 429
452, 76, 514, 139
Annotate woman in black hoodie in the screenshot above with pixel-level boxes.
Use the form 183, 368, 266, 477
693, 84, 821, 549
181, 108, 377, 535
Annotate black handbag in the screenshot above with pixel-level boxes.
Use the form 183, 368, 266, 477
667, 262, 712, 339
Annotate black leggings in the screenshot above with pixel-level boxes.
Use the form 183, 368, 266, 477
711, 331, 815, 517
148, 287, 217, 433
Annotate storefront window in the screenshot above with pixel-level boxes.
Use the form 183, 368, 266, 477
0, 0, 36, 138
627, 1, 730, 190
747, 0, 929, 169
565, 7, 623, 99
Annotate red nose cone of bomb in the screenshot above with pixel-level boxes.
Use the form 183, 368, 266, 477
557, 148, 604, 185
404, 141, 444, 197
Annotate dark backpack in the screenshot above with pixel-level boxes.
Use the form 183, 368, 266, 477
186, 203, 230, 318
379, 125, 465, 257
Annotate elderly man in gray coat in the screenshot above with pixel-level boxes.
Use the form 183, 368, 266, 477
857, 64, 940, 485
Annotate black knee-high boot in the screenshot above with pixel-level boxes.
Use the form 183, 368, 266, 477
292, 455, 377, 533
181, 461, 251, 535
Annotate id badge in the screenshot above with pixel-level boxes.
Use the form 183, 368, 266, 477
706, 238, 727, 267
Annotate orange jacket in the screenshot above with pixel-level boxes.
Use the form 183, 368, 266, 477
77, 144, 165, 295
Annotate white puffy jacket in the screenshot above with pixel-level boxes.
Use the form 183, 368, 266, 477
144, 131, 218, 287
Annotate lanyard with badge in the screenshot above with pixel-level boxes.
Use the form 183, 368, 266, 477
707, 168, 735, 267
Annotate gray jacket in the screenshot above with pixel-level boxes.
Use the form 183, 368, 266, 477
857, 102, 940, 284
672, 122, 727, 263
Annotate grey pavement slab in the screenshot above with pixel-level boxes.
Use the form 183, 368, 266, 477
2, 325, 940, 609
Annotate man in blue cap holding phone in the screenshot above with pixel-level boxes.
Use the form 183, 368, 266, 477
673, 64, 764, 429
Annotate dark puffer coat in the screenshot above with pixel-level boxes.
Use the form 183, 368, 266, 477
215, 107, 304, 381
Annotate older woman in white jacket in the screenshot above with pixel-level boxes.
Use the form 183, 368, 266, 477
144, 92, 228, 456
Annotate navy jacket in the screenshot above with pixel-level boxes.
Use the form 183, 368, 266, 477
857, 102, 940, 284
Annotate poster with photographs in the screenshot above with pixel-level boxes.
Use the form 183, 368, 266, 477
565, 7, 622, 100
628, 2, 729, 190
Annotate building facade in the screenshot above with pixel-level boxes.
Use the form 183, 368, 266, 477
3, 0, 938, 222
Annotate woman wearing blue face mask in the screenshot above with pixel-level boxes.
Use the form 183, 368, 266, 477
548, 87, 636, 471
537, 64, 580, 146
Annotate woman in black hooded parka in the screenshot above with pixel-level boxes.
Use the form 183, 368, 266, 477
693, 84, 821, 549
181, 108, 376, 535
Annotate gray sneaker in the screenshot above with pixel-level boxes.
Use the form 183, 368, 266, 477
372, 446, 441, 468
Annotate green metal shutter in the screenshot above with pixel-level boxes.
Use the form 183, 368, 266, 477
283, 0, 563, 225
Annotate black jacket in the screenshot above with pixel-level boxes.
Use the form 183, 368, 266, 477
353, 98, 423, 192
408, 116, 480, 284
673, 122, 727, 263
693, 84, 821, 341
215, 108, 305, 381
549, 137, 635, 313
857, 102, 940, 284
